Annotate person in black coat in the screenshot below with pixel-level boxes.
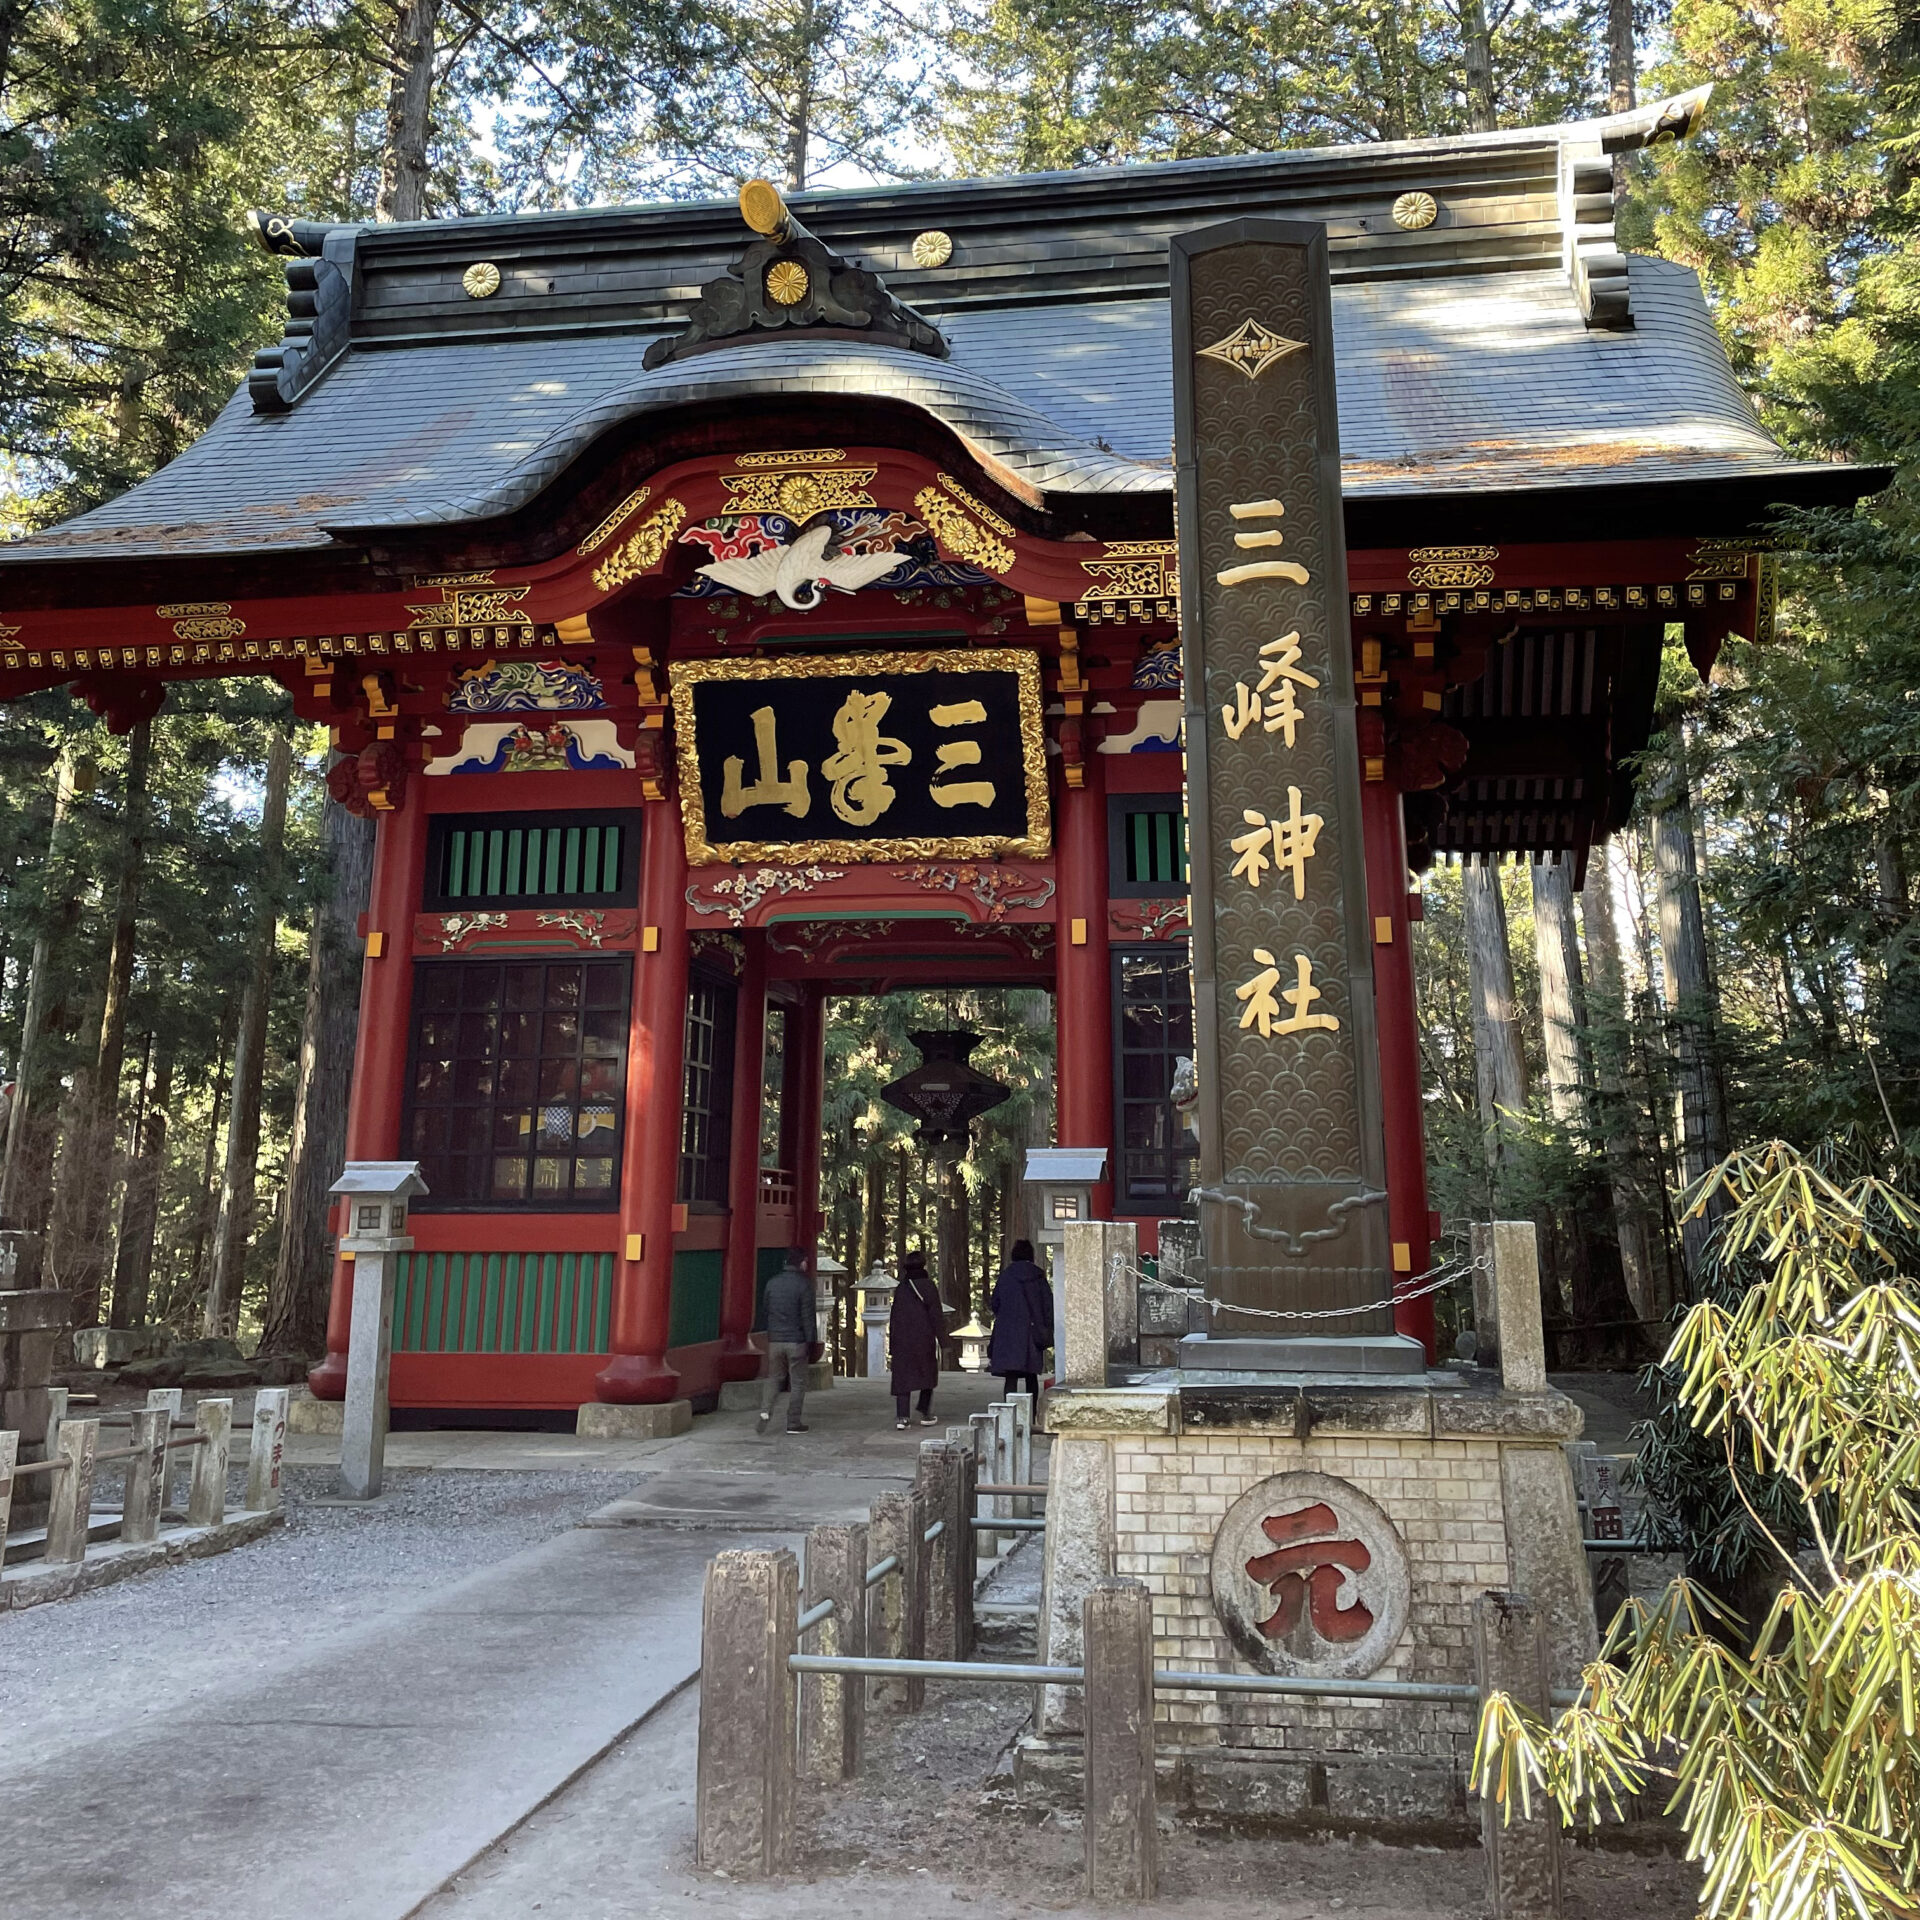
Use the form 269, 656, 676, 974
987, 1239, 1053, 1401
888, 1251, 949, 1429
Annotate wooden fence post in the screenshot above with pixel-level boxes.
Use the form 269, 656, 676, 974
866, 1489, 926, 1711
1083, 1577, 1158, 1903
247, 1387, 291, 1512
121, 1406, 168, 1544
1475, 1591, 1564, 1920
44, 1417, 99, 1565
916, 1441, 967, 1662
187, 1398, 232, 1528
799, 1521, 867, 1785
696, 1547, 798, 1876
145, 1388, 184, 1511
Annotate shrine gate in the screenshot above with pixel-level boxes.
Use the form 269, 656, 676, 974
0, 91, 1873, 1417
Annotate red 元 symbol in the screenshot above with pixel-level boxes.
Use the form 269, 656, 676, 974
1244, 1502, 1375, 1644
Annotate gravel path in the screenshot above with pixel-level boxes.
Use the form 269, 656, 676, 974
0, 1465, 643, 1753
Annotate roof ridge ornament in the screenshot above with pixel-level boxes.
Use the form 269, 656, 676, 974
642, 178, 949, 370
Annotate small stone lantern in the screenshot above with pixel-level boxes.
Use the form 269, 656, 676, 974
1023, 1147, 1108, 1256
328, 1160, 428, 1500
858, 1261, 896, 1378
813, 1250, 846, 1380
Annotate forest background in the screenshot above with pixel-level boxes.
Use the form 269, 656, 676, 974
0, 0, 1915, 1361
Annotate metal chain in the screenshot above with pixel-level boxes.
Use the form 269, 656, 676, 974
1111, 1249, 1485, 1325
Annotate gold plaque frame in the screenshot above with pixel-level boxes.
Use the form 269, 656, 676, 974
669, 648, 1052, 866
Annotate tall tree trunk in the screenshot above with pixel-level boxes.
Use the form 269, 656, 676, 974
1464, 861, 1528, 1183
857, 1156, 883, 1280
1652, 740, 1731, 1288
2, 751, 87, 1230
61, 720, 153, 1327
376, 0, 442, 222
1581, 841, 1667, 1320
204, 728, 293, 1339
1457, 0, 1497, 130
783, 0, 815, 187
259, 795, 375, 1358
110, 1038, 174, 1329
1529, 859, 1588, 1125
893, 1148, 910, 1269
1607, 0, 1635, 193
935, 1153, 969, 1317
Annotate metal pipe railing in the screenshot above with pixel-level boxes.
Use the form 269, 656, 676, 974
975, 1483, 1047, 1498
797, 1598, 835, 1634
969, 1516, 1044, 1532
863, 1553, 900, 1588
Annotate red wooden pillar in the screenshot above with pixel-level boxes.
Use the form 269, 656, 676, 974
1362, 778, 1435, 1357
1055, 755, 1114, 1217
595, 794, 689, 1404
718, 930, 767, 1380
786, 986, 825, 1253
309, 789, 431, 1399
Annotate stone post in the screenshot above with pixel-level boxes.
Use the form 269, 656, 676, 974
1483, 1220, 1548, 1392
187, 1397, 232, 1527
1039, 1434, 1115, 1735
1474, 1591, 1564, 1920
799, 1521, 867, 1785
146, 1387, 185, 1511
1083, 1577, 1158, 1903
916, 1440, 965, 1661
44, 1416, 99, 1565
248, 1386, 291, 1512
955, 1442, 978, 1658
696, 1547, 798, 1876
1009, 1391, 1034, 1518
866, 1488, 926, 1711
121, 1406, 168, 1544
1059, 1219, 1138, 1383
992, 1399, 1016, 1543
0, 1426, 14, 1563
970, 1410, 997, 1559
340, 1247, 398, 1500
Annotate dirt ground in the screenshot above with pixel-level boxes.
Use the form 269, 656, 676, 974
795, 1675, 1700, 1919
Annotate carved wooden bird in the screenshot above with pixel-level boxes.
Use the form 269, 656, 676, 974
696, 520, 909, 610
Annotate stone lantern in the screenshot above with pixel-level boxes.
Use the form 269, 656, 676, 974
857, 1261, 896, 1378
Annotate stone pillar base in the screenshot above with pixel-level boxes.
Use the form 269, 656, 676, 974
577, 1398, 693, 1439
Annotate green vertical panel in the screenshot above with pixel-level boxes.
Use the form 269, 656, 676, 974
667, 1249, 725, 1347
543, 832, 561, 894
1130, 812, 1147, 882
391, 1255, 412, 1348
468, 833, 486, 897
603, 828, 621, 893
593, 1255, 613, 1352
565, 1255, 586, 1351
527, 1253, 549, 1352
554, 1255, 576, 1352
583, 827, 601, 897
504, 828, 523, 897
446, 832, 464, 899
563, 827, 581, 895
1177, 813, 1188, 883
461, 1253, 484, 1351
516, 1253, 539, 1352
495, 1253, 515, 1353
404, 1254, 426, 1350
482, 830, 500, 896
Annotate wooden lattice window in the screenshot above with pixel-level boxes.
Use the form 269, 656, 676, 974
1111, 945, 1198, 1216
403, 957, 629, 1210
678, 968, 737, 1206
1108, 798, 1188, 896
423, 810, 642, 910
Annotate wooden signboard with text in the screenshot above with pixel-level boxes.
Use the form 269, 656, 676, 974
1173, 221, 1394, 1330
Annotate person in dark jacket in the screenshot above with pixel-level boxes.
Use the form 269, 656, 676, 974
987, 1240, 1052, 1402
758, 1248, 818, 1434
888, 1251, 948, 1429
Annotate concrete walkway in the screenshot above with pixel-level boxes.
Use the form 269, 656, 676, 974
0, 1374, 1009, 1920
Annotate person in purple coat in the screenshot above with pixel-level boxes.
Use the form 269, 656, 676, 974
986, 1240, 1053, 1401
889, 1251, 949, 1429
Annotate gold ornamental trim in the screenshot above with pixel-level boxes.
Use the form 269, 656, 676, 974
576, 487, 652, 555
911, 230, 954, 268
1407, 561, 1494, 588
592, 499, 688, 593
732, 448, 847, 469
1391, 191, 1438, 231
1195, 318, 1307, 380
463, 262, 503, 299
912, 487, 1015, 573
406, 584, 531, 630
937, 472, 1015, 538
766, 260, 810, 305
722, 466, 876, 518
155, 601, 232, 618
1406, 546, 1496, 565
668, 647, 1051, 867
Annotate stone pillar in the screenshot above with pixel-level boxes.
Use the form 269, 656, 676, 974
247, 1386, 291, 1512
954, 1442, 978, 1658
866, 1488, 926, 1712
121, 1405, 167, 1543
787, 987, 825, 1250
916, 1441, 966, 1661
1474, 1592, 1564, 1920
311, 796, 429, 1399
992, 1398, 1016, 1542
718, 930, 768, 1383
0, 1248, 67, 1531
0, 1427, 15, 1561
1056, 754, 1115, 1221
969, 1409, 997, 1559
696, 1547, 798, 1877
1363, 778, 1435, 1355
1083, 1577, 1158, 1903
339, 1248, 397, 1501
1039, 1433, 1115, 1735
44, 1416, 99, 1564
1500, 1446, 1599, 1691
861, 1276, 895, 1381
1480, 1220, 1547, 1391
598, 790, 688, 1406
187, 1398, 232, 1527
800, 1521, 867, 1785
1059, 1218, 1137, 1385
1010, 1390, 1034, 1517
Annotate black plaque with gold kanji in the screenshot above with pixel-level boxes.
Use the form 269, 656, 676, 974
1173, 221, 1393, 1329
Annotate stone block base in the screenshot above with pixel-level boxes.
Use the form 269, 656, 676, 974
1013, 1732, 1468, 1839
287, 1389, 343, 1435
576, 1399, 693, 1439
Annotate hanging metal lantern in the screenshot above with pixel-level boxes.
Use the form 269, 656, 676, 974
880, 1029, 1010, 1149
